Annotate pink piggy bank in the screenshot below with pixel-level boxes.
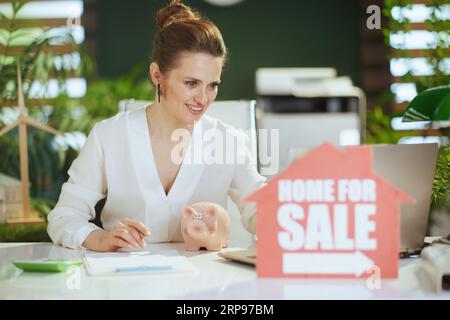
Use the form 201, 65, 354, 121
181, 202, 230, 251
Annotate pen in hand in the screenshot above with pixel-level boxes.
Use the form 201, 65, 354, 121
83, 218, 152, 252
119, 218, 151, 248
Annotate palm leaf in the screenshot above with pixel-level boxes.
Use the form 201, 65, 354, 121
402, 85, 450, 121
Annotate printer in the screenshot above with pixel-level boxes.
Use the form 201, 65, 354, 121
255, 68, 366, 177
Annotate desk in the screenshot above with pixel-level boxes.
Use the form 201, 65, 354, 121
0, 242, 449, 300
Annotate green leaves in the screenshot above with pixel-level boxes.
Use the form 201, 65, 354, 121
402, 85, 450, 121
30, 197, 56, 222
382, 0, 450, 219
0, 223, 51, 242
0, 1, 88, 106
383, 0, 450, 89
366, 106, 404, 144
432, 144, 450, 209
0, 127, 69, 202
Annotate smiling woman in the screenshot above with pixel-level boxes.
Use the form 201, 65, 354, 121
148, 52, 223, 125
46, 0, 266, 252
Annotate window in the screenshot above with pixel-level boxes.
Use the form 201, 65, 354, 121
0, 0, 86, 100
387, 1, 449, 140
388, 2, 450, 104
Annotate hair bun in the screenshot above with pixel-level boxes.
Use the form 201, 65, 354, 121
156, 0, 201, 30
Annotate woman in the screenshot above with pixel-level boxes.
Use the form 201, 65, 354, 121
47, 0, 266, 252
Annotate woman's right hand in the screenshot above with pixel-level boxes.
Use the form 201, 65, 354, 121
82, 219, 151, 252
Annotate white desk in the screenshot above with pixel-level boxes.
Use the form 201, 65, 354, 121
0, 242, 449, 300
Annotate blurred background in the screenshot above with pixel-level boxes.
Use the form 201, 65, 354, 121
0, 0, 448, 241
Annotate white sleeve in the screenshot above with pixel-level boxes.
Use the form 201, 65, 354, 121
228, 135, 267, 235
47, 124, 107, 249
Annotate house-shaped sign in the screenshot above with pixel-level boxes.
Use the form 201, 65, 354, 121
246, 142, 414, 279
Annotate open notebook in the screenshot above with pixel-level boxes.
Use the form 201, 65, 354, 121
82, 251, 197, 276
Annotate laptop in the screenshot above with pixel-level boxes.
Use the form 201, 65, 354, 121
219, 143, 439, 265
371, 143, 438, 254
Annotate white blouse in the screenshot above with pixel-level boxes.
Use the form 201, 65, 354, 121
47, 107, 266, 249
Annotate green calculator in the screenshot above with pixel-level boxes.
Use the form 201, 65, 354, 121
13, 259, 82, 272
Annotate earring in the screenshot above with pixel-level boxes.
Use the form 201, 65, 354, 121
157, 84, 161, 103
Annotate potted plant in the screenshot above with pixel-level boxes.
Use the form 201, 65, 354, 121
402, 86, 450, 211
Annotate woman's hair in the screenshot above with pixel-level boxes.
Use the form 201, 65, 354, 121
152, 0, 228, 74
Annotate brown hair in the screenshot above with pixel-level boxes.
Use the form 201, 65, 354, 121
152, 0, 228, 74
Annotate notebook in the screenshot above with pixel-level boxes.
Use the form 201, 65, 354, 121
82, 251, 197, 276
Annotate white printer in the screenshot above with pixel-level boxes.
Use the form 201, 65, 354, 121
255, 68, 366, 178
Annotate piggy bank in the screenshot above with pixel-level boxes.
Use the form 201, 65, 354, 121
181, 202, 230, 251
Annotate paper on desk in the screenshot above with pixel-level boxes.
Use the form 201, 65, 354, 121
82, 252, 196, 276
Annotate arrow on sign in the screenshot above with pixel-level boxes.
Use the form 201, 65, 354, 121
283, 251, 374, 277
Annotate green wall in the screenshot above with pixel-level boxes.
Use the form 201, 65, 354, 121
96, 0, 362, 100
